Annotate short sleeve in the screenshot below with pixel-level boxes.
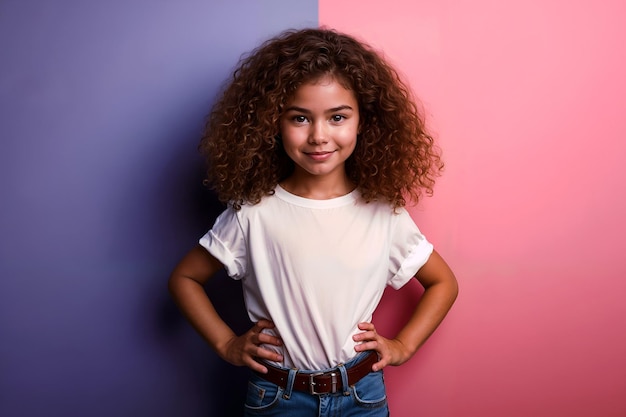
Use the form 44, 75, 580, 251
199, 207, 248, 280
387, 209, 434, 290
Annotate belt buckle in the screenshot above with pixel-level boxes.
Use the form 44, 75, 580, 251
308, 372, 324, 395
308, 372, 339, 395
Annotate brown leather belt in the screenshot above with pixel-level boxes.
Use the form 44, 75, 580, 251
255, 352, 378, 395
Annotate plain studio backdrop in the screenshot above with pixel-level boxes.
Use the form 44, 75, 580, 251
1, 1, 625, 416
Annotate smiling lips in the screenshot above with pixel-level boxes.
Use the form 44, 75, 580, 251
304, 151, 335, 161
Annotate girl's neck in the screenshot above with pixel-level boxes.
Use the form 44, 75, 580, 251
280, 173, 355, 200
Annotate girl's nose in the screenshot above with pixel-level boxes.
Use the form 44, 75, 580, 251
308, 121, 328, 144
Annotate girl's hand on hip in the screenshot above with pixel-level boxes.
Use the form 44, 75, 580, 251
353, 322, 409, 371
220, 319, 283, 374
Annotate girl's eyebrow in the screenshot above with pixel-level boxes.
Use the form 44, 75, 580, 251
284, 105, 355, 114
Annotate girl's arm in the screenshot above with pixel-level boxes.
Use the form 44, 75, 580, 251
353, 250, 458, 371
168, 244, 283, 373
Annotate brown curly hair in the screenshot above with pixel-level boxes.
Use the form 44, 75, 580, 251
200, 27, 443, 210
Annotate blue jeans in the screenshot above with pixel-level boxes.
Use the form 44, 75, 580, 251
243, 352, 389, 416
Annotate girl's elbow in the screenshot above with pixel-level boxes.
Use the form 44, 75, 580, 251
449, 277, 459, 302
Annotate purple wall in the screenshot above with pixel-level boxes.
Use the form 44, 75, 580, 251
0, 1, 316, 416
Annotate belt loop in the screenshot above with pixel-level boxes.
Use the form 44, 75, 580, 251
337, 363, 350, 396
282, 368, 297, 400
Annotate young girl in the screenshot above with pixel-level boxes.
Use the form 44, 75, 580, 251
169, 28, 458, 416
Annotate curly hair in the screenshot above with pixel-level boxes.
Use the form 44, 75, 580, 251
200, 27, 443, 210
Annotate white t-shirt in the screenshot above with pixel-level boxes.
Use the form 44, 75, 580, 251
199, 185, 433, 370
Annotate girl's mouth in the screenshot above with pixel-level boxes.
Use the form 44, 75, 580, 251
305, 151, 334, 161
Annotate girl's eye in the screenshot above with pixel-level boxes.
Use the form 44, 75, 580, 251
294, 115, 308, 123
331, 115, 345, 122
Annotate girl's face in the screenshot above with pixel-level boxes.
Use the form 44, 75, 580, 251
280, 75, 359, 186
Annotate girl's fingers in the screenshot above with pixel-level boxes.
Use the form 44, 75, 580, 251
254, 345, 283, 362
355, 340, 379, 351
246, 356, 269, 374
248, 320, 285, 368
256, 319, 275, 329
356, 323, 379, 340
253, 320, 282, 346
224, 320, 283, 371
353, 329, 378, 343
257, 332, 282, 346
357, 322, 375, 331
354, 323, 395, 371
372, 357, 387, 372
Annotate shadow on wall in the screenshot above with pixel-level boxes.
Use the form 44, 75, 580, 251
159, 272, 252, 416
152, 137, 253, 416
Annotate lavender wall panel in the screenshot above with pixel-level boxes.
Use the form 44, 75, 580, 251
0, 1, 317, 416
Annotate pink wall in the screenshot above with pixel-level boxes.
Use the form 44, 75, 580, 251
321, 1, 626, 416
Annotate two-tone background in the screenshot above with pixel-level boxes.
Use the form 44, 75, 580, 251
1, 1, 625, 416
